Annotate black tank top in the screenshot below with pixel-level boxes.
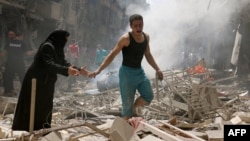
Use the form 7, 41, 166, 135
122, 32, 147, 68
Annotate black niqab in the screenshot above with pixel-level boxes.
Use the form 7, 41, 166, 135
45, 30, 69, 50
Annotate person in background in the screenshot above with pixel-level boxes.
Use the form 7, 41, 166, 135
16, 32, 35, 67
89, 14, 163, 120
67, 39, 80, 65
1, 30, 33, 97
94, 44, 108, 66
12, 30, 90, 132
66, 39, 80, 91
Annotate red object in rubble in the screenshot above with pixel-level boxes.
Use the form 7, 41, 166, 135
187, 64, 206, 74
187, 64, 215, 82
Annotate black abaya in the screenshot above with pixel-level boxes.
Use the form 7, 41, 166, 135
12, 30, 73, 131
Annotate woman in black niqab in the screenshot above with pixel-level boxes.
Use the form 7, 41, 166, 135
12, 30, 79, 132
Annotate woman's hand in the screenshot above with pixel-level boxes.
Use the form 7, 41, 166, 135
68, 66, 80, 76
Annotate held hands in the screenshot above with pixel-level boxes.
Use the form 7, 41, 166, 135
68, 65, 101, 78
88, 70, 101, 78
68, 66, 80, 76
79, 66, 91, 76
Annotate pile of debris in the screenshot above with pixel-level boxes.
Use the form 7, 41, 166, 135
1, 59, 250, 141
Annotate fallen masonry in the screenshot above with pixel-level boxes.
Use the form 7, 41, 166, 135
1, 59, 250, 140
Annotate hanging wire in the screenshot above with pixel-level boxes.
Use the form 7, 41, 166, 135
207, 0, 212, 11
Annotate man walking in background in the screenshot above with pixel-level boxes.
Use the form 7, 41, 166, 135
94, 44, 108, 66
1, 30, 33, 97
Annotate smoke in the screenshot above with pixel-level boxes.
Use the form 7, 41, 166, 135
122, 0, 250, 78
90, 0, 250, 83
142, 0, 212, 73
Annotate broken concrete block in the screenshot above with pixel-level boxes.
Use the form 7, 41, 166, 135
40, 131, 62, 141
109, 117, 134, 141
205, 130, 223, 141
12, 130, 30, 141
234, 112, 250, 123
230, 115, 242, 124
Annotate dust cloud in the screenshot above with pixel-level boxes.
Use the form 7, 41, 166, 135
123, 0, 250, 78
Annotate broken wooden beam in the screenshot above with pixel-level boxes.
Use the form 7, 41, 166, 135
31, 121, 109, 139
159, 121, 206, 141
31, 122, 87, 137
70, 128, 109, 141
85, 122, 109, 138
29, 78, 37, 133
137, 121, 183, 141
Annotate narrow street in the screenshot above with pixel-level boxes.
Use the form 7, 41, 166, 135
1, 0, 250, 140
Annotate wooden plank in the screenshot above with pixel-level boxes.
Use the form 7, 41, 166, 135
70, 128, 109, 141
32, 122, 87, 137
159, 121, 206, 141
140, 135, 164, 141
138, 121, 183, 141
85, 122, 109, 138
29, 78, 37, 133
0, 138, 17, 141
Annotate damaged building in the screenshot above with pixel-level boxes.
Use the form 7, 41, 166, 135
1, 0, 250, 141
0, 0, 138, 67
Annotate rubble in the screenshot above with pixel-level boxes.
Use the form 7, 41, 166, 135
1, 59, 250, 141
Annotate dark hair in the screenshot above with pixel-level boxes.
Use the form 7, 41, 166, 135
129, 14, 143, 25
